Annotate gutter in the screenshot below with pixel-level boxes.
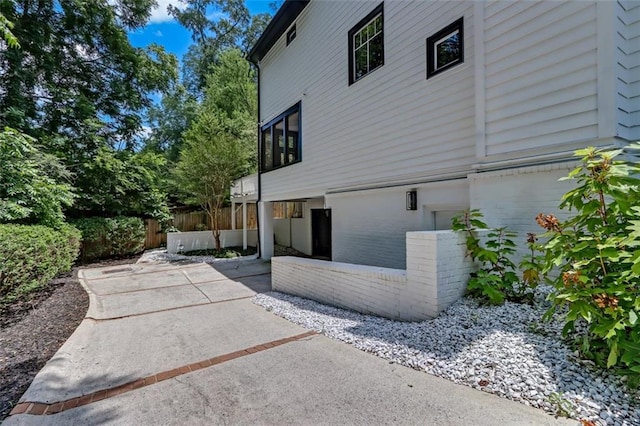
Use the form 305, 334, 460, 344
248, 57, 262, 259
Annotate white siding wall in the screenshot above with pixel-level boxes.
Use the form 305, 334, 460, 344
326, 179, 468, 269
260, 0, 476, 201
481, 1, 599, 158
617, 0, 640, 141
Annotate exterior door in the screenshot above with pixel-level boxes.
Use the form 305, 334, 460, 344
311, 209, 331, 259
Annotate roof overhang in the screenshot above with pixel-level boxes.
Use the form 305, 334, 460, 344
248, 0, 310, 64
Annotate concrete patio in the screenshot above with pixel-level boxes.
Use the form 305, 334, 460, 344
5, 258, 576, 425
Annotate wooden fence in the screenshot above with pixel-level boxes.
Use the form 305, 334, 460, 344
145, 203, 258, 249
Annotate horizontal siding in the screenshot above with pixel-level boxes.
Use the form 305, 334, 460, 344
617, 0, 640, 141
260, 0, 475, 200
483, 1, 599, 157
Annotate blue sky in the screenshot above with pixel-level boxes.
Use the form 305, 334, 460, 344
128, 1, 275, 60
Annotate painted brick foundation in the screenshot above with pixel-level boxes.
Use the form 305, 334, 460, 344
272, 230, 474, 321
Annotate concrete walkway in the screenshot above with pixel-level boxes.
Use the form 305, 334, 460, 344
5, 258, 576, 425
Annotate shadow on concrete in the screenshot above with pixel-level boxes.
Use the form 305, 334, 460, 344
259, 290, 624, 414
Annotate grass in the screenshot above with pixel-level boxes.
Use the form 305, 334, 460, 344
180, 246, 257, 258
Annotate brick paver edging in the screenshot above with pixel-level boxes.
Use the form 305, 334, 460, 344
9, 331, 317, 417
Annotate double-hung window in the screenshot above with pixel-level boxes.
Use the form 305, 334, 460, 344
261, 102, 301, 172
348, 3, 384, 85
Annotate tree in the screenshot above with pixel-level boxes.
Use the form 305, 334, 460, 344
201, 48, 257, 173
144, 83, 198, 162
0, 11, 19, 48
69, 146, 171, 221
169, 0, 270, 96
0, 128, 74, 228
0, 1, 177, 147
174, 112, 249, 250
0, 1, 177, 220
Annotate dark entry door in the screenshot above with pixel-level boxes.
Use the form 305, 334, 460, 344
311, 209, 331, 259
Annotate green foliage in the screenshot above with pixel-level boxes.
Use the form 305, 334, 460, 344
173, 49, 257, 250
519, 232, 544, 294
0, 127, 74, 227
0, 224, 80, 305
169, 0, 270, 95
145, 83, 198, 162
0, 1, 178, 148
0, 11, 19, 48
72, 216, 145, 262
452, 209, 532, 304
174, 111, 248, 250
70, 147, 170, 221
538, 145, 640, 382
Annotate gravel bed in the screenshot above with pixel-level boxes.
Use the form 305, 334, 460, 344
253, 289, 640, 426
138, 249, 258, 265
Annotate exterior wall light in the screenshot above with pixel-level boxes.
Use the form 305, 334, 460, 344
406, 190, 417, 211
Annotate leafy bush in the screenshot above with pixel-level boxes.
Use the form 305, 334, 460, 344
72, 216, 145, 262
0, 224, 80, 305
453, 210, 519, 304
0, 127, 74, 227
453, 210, 541, 304
538, 145, 640, 381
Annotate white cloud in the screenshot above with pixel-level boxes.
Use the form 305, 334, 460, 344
149, 0, 185, 23
154, 30, 163, 37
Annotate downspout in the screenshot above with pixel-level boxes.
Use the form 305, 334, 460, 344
249, 57, 262, 259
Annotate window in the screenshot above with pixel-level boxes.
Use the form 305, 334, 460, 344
286, 24, 296, 45
261, 102, 301, 172
427, 18, 464, 79
348, 3, 384, 85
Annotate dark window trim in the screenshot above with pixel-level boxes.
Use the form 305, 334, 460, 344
260, 101, 302, 173
426, 17, 464, 79
348, 2, 384, 86
286, 24, 296, 46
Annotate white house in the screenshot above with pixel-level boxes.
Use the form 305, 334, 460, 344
248, 0, 639, 270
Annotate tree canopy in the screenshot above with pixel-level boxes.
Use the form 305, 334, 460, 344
173, 48, 258, 247
0, 128, 74, 227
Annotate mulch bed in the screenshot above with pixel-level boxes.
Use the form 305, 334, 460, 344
0, 256, 140, 420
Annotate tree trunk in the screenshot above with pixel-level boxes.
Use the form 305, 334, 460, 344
213, 229, 221, 251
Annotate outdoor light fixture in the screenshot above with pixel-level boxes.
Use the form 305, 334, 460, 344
406, 190, 417, 211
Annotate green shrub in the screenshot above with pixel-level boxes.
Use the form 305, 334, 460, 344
0, 224, 80, 305
72, 216, 145, 262
453, 209, 534, 305
538, 145, 640, 382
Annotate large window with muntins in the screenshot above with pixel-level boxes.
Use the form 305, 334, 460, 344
348, 3, 384, 85
260, 102, 301, 172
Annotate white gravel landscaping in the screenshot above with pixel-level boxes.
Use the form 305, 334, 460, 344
137, 248, 258, 264
253, 288, 640, 426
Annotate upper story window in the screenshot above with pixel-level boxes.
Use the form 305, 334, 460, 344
348, 3, 384, 85
427, 18, 464, 79
261, 102, 301, 172
286, 24, 296, 45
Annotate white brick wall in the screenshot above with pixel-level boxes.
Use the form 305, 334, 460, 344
272, 230, 474, 321
166, 230, 258, 253
469, 161, 577, 259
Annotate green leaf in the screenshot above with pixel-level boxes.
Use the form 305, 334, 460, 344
607, 343, 618, 368
630, 310, 638, 325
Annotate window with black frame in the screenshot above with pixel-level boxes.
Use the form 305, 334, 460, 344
427, 18, 464, 79
260, 102, 301, 172
348, 3, 384, 85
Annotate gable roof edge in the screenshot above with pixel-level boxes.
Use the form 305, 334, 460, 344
248, 0, 310, 64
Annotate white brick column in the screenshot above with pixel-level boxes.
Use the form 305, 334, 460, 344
406, 231, 475, 317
